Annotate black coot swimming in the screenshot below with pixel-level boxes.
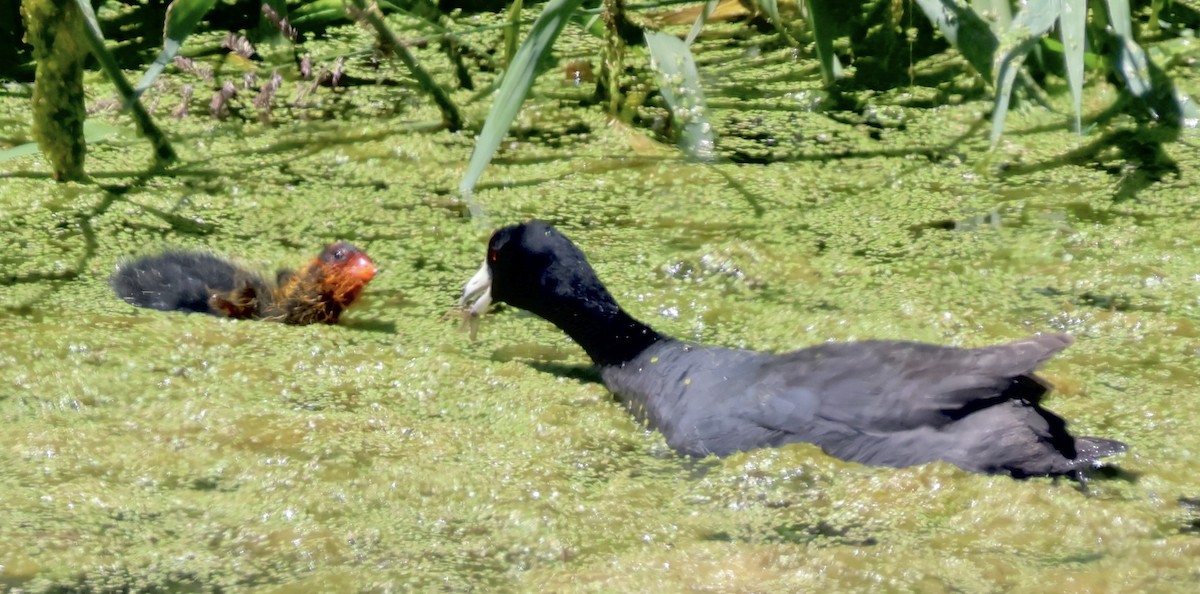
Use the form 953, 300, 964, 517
460, 221, 1125, 478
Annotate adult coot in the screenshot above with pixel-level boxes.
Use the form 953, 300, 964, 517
460, 221, 1126, 478
112, 242, 376, 325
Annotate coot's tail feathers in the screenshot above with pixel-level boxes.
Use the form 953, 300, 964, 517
1074, 436, 1128, 464
928, 334, 1073, 411
972, 333, 1074, 376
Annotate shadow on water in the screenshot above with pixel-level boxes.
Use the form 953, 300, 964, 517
997, 128, 1182, 203
527, 360, 603, 386
2, 123, 405, 309
1032, 286, 1166, 315
1087, 464, 1140, 484
1, 178, 213, 316
704, 519, 879, 547
1178, 497, 1200, 535
1, 165, 229, 306
342, 318, 398, 334
32, 575, 229, 594
1, 188, 118, 297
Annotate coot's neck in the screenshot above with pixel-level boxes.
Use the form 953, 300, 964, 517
540, 299, 666, 368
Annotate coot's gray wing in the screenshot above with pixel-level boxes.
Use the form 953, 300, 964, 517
746, 334, 1074, 434
601, 335, 1119, 474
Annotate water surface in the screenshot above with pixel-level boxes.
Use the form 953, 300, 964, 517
2, 17, 1199, 594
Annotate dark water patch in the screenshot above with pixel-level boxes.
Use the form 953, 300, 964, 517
503, 120, 593, 149
527, 361, 603, 386
8, 571, 229, 594
768, 520, 879, 547
1179, 497, 1200, 535
339, 317, 397, 334
1085, 464, 1140, 484
1076, 291, 1165, 313
489, 341, 573, 364
652, 220, 754, 250
996, 129, 1182, 203
1032, 286, 1167, 314
907, 210, 1003, 239
1061, 201, 1163, 226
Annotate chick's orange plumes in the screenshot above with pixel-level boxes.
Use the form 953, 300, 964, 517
273, 242, 377, 325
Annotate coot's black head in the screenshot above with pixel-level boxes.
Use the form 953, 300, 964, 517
461, 220, 620, 323
460, 221, 664, 366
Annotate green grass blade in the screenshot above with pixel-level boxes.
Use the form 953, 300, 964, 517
132, 0, 219, 101
803, 0, 843, 83
990, 58, 1021, 147
989, 1, 1058, 146
1103, 0, 1200, 125
645, 30, 714, 161
913, 0, 999, 84
504, 0, 524, 66
1060, 0, 1086, 132
684, 0, 719, 46
757, 0, 784, 30
756, 0, 803, 54
458, 0, 585, 203
1105, 0, 1133, 38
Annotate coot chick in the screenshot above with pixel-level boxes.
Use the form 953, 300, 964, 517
460, 221, 1125, 478
112, 242, 376, 325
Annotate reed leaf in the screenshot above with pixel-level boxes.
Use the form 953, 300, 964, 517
912, 0, 999, 84
990, 0, 1058, 146
1104, 0, 1199, 124
1060, 0, 1086, 132
458, 0, 585, 204
132, 0, 219, 102
970, 0, 1012, 30
645, 30, 714, 161
504, 0, 524, 66
290, 0, 347, 26
803, 0, 843, 83
685, 0, 718, 46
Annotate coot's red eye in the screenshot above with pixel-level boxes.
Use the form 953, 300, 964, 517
488, 248, 498, 263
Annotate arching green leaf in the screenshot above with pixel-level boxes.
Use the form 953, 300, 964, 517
132, 0, 220, 101
458, 0, 585, 206
645, 31, 714, 161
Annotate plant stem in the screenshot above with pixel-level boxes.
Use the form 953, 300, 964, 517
22, 0, 89, 181
74, 0, 177, 167
348, 0, 463, 131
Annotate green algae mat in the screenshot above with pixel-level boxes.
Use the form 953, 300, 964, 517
3, 19, 1200, 594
